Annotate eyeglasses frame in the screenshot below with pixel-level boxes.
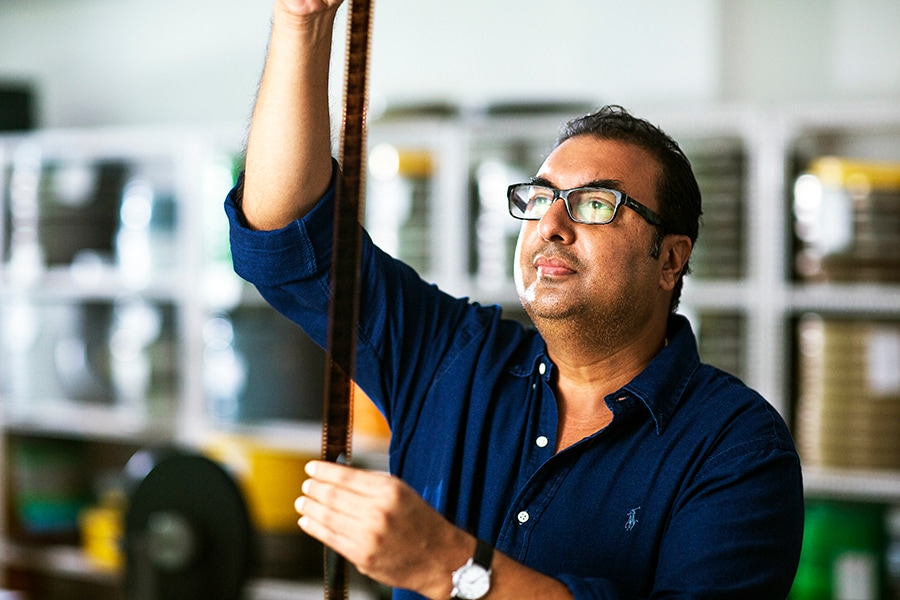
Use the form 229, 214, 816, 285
506, 183, 665, 228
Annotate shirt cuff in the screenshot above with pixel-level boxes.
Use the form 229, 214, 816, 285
224, 164, 337, 287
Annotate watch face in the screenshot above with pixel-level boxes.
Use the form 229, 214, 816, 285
454, 563, 490, 599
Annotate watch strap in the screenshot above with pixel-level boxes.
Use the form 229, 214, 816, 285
472, 538, 493, 570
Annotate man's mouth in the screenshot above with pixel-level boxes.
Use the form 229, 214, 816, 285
534, 255, 576, 277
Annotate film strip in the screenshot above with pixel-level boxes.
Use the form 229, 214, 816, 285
322, 0, 374, 598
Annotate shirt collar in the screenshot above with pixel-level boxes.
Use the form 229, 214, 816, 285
619, 313, 701, 434
507, 313, 701, 435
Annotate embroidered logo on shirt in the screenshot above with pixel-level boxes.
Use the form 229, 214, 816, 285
625, 507, 641, 531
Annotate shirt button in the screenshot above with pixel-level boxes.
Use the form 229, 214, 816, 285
535, 436, 549, 448
517, 510, 530, 524
538, 363, 546, 375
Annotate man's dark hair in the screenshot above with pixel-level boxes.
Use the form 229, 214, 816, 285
556, 105, 702, 312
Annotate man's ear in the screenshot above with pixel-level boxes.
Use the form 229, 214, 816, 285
659, 235, 692, 291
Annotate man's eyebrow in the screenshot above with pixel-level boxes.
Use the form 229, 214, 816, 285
529, 176, 626, 190
529, 176, 554, 187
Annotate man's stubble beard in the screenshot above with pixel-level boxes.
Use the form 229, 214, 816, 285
517, 275, 640, 355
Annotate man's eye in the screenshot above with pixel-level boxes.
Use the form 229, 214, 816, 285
575, 197, 616, 222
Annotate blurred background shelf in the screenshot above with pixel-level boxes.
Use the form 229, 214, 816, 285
0, 543, 378, 600
0, 543, 118, 587
790, 283, 900, 315
2, 400, 175, 443
804, 468, 900, 504
2, 104, 900, 597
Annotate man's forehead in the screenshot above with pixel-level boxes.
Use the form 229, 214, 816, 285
536, 137, 661, 201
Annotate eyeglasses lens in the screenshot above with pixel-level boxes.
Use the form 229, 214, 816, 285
509, 185, 619, 224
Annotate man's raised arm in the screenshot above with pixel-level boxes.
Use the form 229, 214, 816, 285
241, 0, 344, 231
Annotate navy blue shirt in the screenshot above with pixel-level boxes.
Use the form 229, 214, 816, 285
226, 176, 804, 599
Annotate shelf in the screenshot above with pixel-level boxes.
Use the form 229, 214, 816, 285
2, 399, 175, 443
0, 543, 378, 600
0, 543, 118, 586
0, 266, 184, 303
789, 282, 900, 315
783, 102, 900, 134
803, 467, 900, 504
681, 279, 754, 311
202, 420, 324, 453
246, 579, 378, 600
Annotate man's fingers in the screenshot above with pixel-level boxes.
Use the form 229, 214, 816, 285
305, 460, 395, 497
295, 494, 333, 532
295, 482, 382, 567
305, 459, 348, 481
297, 465, 388, 524
296, 497, 350, 552
298, 475, 356, 522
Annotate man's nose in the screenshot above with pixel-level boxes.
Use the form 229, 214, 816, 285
537, 197, 575, 242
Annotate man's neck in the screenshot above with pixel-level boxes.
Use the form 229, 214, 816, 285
539, 319, 667, 452
541, 317, 666, 385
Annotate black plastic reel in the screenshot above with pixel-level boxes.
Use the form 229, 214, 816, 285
123, 447, 254, 600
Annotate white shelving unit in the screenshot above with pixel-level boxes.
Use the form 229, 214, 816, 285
0, 126, 254, 599
1, 103, 899, 597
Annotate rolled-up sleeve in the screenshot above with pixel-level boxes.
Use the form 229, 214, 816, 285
225, 174, 336, 289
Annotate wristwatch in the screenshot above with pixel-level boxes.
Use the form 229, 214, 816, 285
451, 538, 493, 600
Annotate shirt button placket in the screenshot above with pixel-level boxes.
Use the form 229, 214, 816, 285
534, 362, 551, 454
516, 354, 539, 543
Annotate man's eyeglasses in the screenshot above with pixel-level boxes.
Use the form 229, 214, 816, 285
507, 183, 664, 227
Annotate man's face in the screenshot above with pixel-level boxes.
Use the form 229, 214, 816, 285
513, 135, 667, 341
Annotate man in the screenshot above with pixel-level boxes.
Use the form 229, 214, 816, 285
226, 1, 804, 598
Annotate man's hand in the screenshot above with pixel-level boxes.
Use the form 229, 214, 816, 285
295, 460, 472, 598
278, 0, 343, 19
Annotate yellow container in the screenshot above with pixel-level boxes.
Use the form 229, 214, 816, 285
204, 435, 316, 534
78, 496, 124, 571
808, 156, 900, 191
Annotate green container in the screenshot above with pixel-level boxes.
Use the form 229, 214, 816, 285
790, 500, 886, 600
11, 438, 90, 540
